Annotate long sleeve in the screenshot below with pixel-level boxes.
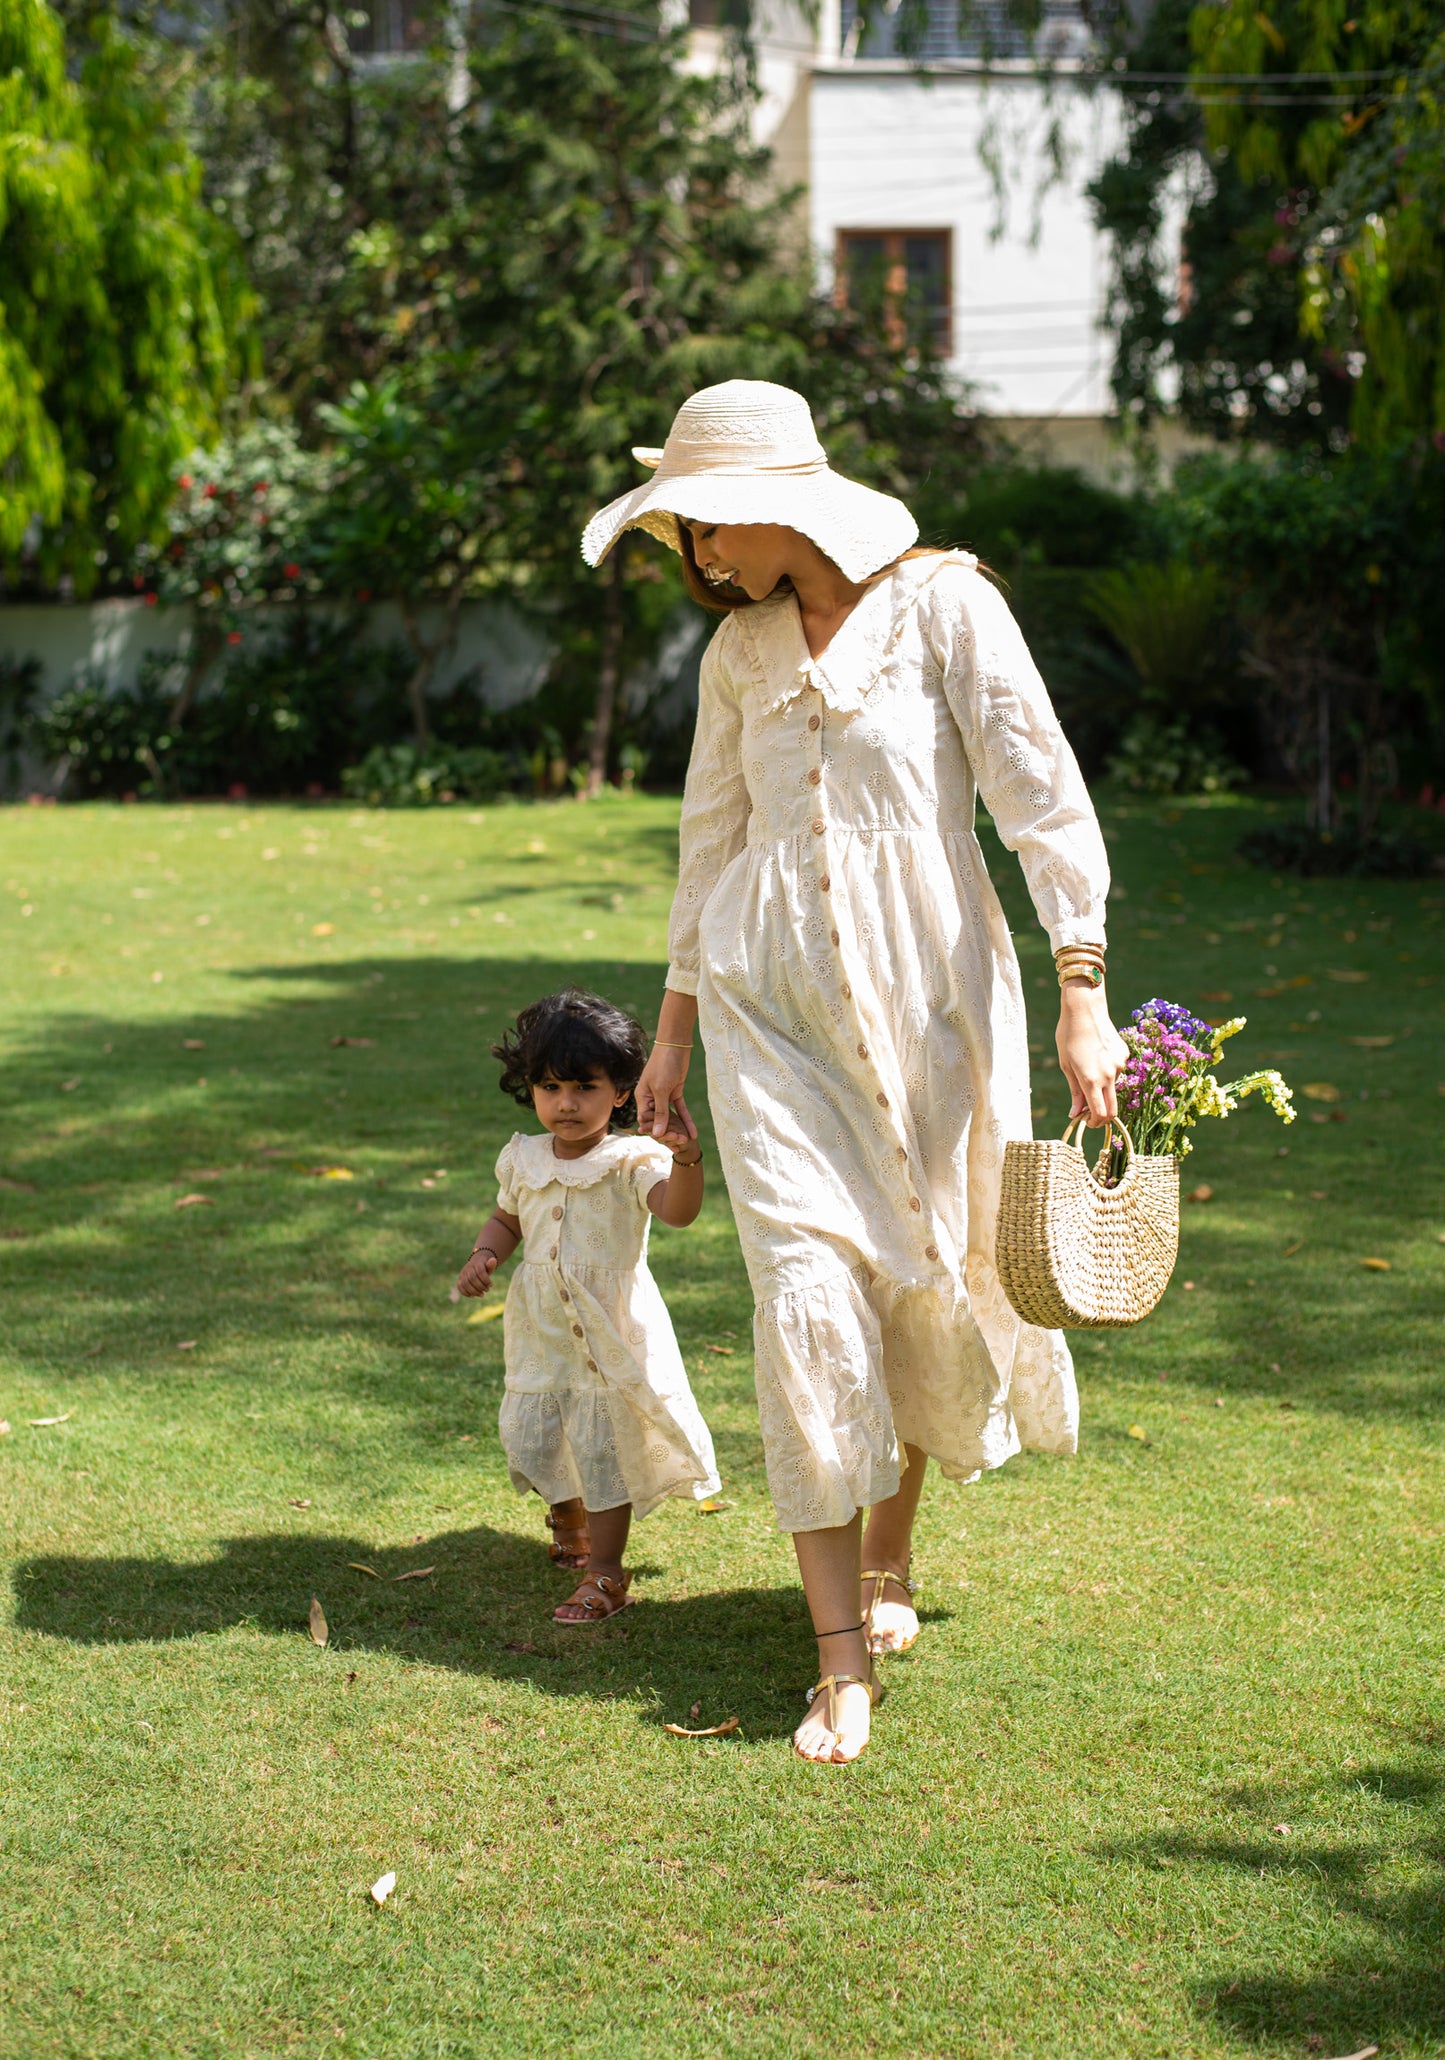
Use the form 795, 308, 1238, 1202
928, 566, 1109, 954
665, 629, 750, 995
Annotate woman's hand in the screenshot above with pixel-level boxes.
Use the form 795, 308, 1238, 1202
636, 1045, 697, 1145
637, 988, 701, 1142
455, 1248, 499, 1299
1057, 981, 1128, 1128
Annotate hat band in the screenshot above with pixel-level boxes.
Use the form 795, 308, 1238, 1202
654, 451, 830, 481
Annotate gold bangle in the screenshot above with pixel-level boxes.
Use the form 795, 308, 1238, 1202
652, 1039, 693, 1049
1054, 946, 1106, 964
1059, 965, 1105, 989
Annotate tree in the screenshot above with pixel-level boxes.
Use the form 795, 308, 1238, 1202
1089, 0, 1444, 447
0, 0, 251, 592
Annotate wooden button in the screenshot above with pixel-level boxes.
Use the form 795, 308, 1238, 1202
812, 819, 825, 834
807, 714, 820, 731
830, 929, 840, 946
572, 1324, 584, 1338
807, 768, 821, 786
551, 1205, 563, 1220
549, 1244, 558, 1259
897, 1146, 907, 1160
876, 1092, 888, 1108
909, 1197, 922, 1213
841, 983, 852, 999
857, 1043, 868, 1059
925, 1244, 940, 1261
819, 875, 830, 891
586, 1359, 599, 1373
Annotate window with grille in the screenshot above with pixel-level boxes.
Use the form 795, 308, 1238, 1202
836, 230, 952, 355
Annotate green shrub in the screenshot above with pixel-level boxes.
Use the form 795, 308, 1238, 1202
341, 742, 513, 806
1238, 820, 1437, 879
1107, 713, 1247, 797
27, 667, 177, 796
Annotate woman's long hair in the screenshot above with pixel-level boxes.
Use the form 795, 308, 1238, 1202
675, 520, 958, 614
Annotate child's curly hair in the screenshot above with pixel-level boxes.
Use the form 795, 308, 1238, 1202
493, 989, 650, 1132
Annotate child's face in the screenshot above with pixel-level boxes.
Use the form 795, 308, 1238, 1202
530, 1070, 627, 1143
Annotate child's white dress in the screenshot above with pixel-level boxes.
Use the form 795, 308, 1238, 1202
494, 1130, 721, 1516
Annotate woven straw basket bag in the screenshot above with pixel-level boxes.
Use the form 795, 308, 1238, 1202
996, 1118, 1179, 1329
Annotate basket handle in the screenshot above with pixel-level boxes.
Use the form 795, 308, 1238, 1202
1061, 1115, 1135, 1187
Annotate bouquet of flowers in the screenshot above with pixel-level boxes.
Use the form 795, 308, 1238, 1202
1114, 999, 1296, 1159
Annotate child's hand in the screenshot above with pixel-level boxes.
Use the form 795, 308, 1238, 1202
456, 1248, 499, 1299
652, 1107, 696, 1156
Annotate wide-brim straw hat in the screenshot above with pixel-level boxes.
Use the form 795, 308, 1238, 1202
580, 379, 918, 584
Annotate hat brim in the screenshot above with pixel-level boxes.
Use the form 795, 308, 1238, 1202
580, 469, 918, 585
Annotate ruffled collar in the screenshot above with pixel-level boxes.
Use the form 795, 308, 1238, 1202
505, 1130, 658, 1191
733, 551, 976, 717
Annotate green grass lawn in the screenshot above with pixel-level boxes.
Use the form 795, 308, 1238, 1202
2, 788, 1443, 2060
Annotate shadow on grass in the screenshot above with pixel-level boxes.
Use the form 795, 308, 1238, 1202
1, 948, 1440, 1426
11, 1523, 828, 1737
1096, 1770, 1445, 2050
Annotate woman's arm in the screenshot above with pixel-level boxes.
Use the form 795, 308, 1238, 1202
931, 569, 1125, 1124
637, 632, 746, 1139
455, 1209, 521, 1298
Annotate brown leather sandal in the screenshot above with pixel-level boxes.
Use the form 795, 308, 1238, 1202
554, 1570, 633, 1625
545, 1499, 590, 1569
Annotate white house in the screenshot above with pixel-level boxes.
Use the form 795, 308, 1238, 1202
687, 0, 1172, 471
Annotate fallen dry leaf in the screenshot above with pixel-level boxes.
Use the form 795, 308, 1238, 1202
466, 1303, 505, 1325
1327, 969, 1369, 983
505, 1640, 537, 1655
393, 1566, 434, 1582
345, 1669, 358, 1687
1362, 1257, 1392, 1271
1346, 1035, 1393, 1049
1271, 1822, 1292, 1836
370, 1871, 396, 1906
309, 1596, 329, 1647
1301, 1082, 1342, 1103
329, 1036, 373, 1048
1127, 1424, 1149, 1443
27, 1412, 71, 1426
348, 1563, 381, 1579
0, 1177, 36, 1192
1200, 989, 1233, 1003
289, 1497, 312, 1509
314, 1166, 354, 1180
705, 1344, 734, 1356
699, 1498, 733, 1514
1187, 1183, 1214, 1203
664, 1716, 741, 1739
60, 1078, 79, 1092
1283, 1241, 1305, 1257
174, 1193, 215, 1208
0, 1421, 10, 1437
312, 923, 335, 937
176, 1340, 197, 1351
182, 1038, 206, 1051
1326, 2046, 1379, 2060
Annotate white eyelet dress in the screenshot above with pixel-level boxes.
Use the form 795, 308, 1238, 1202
667, 553, 1111, 1533
494, 1130, 721, 1517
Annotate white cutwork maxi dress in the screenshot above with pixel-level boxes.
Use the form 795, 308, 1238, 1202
495, 1131, 721, 1517
666, 552, 1110, 1532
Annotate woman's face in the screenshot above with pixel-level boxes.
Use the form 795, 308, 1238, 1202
684, 521, 800, 601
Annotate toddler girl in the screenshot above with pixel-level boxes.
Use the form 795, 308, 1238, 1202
455, 988, 720, 1623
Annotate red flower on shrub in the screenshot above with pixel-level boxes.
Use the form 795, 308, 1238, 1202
283, 563, 301, 579
145, 593, 159, 607
203, 483, 217, 499
227, 631, 243, 645
356, 587, 372, 602
228, 783, 248, 800
178, 473, 193, 490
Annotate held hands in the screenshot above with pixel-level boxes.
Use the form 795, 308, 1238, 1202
1057, 981, 1129, 1128
636, 1045, 698, 1147
455, 1247, 500, 1299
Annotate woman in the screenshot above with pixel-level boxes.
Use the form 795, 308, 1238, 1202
581, 381, 1126, 1764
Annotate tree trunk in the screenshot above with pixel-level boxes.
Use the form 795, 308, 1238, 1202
587, 551, 625, 798
170, 619, 224, 727
1314, 680, 1332, 835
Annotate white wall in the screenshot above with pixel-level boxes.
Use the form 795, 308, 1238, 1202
809, 66, 1125, 418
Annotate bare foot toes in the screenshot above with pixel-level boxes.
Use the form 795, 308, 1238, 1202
867, 1597, 919, 1655
793, 1681, 872, 1763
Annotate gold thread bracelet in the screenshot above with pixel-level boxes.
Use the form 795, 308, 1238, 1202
652, 1039, 693, 1048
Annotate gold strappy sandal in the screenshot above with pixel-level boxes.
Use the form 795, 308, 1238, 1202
798, 1662, 879, 1761
862, 1566, 918, 1655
